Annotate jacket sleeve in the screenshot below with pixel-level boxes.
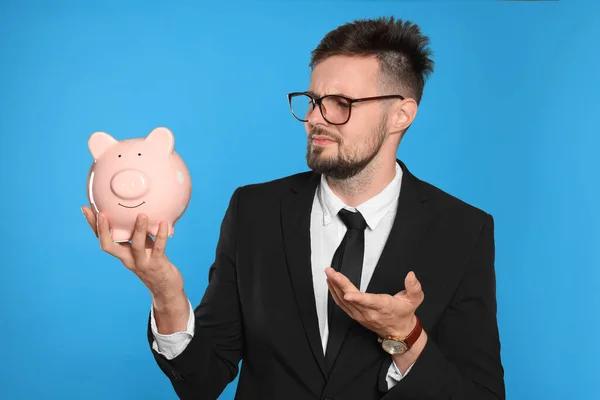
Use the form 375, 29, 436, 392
147, 187, 244, 400
382, 213, 505, 400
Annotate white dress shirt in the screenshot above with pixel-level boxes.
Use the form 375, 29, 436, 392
150, 162, 413, 389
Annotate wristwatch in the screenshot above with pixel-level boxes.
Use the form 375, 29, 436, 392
378, 317, 422, 355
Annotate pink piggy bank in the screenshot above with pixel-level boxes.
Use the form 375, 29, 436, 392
86, 126, 192, 242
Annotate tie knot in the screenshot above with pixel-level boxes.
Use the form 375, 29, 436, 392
338, 209, 367, 231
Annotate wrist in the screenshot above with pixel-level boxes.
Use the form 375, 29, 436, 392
391, 329, 427, 373
152, 289, 188, 313
390, 315, 418, 338
378, 315, 422, 357
152, 290, 190, 335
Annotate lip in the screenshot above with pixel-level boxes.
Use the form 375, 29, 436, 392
311, 135, 338, 146
118, 201, 145, 209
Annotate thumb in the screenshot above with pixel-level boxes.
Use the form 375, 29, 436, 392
405, 271, 424, 302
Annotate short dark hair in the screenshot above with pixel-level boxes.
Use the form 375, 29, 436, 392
309, 16, 435, 104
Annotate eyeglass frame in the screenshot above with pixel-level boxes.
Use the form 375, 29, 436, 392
286, 91, 406, 126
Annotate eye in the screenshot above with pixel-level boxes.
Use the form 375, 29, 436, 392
118, 155, 122, 157
138, 153, 141, 156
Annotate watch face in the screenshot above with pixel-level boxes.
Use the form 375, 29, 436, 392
382, 339, 408, 355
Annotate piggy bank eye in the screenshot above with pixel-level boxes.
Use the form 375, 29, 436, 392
118, 155, 122, 158
138, 153, 141, 156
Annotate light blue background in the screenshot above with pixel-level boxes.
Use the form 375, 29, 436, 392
1, 0, 598, 399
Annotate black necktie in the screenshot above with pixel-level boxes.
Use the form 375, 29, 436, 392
325, 208, 367, 366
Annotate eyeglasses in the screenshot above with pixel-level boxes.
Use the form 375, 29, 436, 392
287, 91, 405, 125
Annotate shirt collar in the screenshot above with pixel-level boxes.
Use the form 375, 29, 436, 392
317, 162, 402, 230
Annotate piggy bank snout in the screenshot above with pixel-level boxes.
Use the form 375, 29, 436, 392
110, 169, 151, 200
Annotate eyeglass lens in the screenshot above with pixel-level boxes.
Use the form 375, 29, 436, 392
290, 94, 351, 124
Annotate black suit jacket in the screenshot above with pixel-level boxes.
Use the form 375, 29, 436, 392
148, 160, 505, 400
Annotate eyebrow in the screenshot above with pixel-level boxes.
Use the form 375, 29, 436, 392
306, 90, 351, 98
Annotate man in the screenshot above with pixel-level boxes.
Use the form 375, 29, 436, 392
82, 16, 505, 400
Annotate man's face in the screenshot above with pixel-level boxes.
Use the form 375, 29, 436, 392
305, 55, 390, 180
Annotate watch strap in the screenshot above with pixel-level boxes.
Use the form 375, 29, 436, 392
378, 316, 422, 349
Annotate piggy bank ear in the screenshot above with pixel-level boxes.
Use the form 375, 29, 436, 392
89, 131, 118, 160
145, 127, 175, 154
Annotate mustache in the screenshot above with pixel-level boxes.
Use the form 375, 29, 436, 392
308, 126, 341, 142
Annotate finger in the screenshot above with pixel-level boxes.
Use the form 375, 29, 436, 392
325, 268, 359, 294
405, 271, 424, 302
327, 279, 357, 318
325, 268, 364, 314
131, 214, 149, 263
344, 291, 383, 310
327, 273, 365, 314
97, 212, 128, 259
81, 206, 98, 237
152, 221, 168, 258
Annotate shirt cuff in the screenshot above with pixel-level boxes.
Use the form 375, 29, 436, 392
150, 299, 195, 360
386, 359, 415, 389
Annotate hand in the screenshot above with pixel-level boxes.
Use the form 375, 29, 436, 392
81, 206, 185, 303
325, 267, 424, 339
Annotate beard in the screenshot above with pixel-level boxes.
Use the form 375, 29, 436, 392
306, 119, 387, 180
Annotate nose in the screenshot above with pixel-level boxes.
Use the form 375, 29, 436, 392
110, 169, 150, 200
306, 103, 325, 125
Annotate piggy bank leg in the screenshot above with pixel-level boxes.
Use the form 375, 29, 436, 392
148, 223, 174, 238
111, 229, 133, 243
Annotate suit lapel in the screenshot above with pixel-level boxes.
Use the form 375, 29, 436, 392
366, 160, 433, 295
281, 172, 329, 380
323, 160, 435, 392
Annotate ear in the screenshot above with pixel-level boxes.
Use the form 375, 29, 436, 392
391, 99, 418, 132
89, 131, 118, 160
145, 127, 175, 154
